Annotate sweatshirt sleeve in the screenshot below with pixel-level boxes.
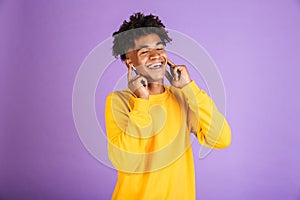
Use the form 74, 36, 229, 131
181, 81, 231, 149
105, 92, 153, 172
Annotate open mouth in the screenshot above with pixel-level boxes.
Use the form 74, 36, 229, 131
146, 62, 164, 69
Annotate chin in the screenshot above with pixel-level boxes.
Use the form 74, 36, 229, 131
148, 75, 165, 83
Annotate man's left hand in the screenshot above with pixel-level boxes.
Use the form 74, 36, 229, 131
165, 59, 192, 88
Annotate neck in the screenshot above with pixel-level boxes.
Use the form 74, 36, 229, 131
148, 82, 165, 95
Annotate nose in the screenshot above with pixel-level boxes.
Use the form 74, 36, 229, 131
149, 48, 160, 60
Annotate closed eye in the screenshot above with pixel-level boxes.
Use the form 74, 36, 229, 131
156, 44, 165, 51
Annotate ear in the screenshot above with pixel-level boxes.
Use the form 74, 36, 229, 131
124, 58, 132, 69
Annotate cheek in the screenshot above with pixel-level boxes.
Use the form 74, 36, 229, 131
160, 51, 168, 59
137, 66, 149, 75
161, 54, 168, 65
133, 57, 147, 67
135, 64, 147, 75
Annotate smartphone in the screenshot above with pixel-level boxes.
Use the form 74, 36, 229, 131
131, 65, 137, 75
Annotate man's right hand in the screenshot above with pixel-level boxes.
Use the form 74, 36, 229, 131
127, 65, 149, 99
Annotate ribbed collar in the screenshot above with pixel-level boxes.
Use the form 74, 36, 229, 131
149, 86, 170, 102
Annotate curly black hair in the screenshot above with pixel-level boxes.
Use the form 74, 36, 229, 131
112, 12, 172, 61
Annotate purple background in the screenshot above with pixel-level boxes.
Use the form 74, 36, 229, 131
1, 0, 300, 199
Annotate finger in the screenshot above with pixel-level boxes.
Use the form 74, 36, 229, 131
140, 76, 148, 87
167, 59, 176, 68
127, 64, 132, 81
176, 65, 186, 71
173, 66, 182, 81
128, 75, 142, 92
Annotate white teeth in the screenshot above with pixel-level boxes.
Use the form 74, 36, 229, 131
148, 63, 162, 69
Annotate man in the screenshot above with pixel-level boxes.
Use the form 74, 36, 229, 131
105, 12, 231, 200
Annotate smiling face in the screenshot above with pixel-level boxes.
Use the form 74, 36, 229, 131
125, 33, 168, 84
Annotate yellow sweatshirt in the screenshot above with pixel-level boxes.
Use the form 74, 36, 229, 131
105, 81, 231, 200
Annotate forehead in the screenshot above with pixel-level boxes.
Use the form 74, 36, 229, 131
133, 33, 162, 49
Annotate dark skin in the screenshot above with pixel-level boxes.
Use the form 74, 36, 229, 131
125, 33, 191, 99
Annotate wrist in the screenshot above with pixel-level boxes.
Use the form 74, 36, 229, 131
181, 79, 192, 88
139, 95, 149, 100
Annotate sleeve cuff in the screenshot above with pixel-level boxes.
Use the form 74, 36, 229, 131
181, 80, 202, 99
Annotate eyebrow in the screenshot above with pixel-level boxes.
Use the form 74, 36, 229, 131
137, 41, 165, 50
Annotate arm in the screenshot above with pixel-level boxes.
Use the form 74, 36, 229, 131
166, 59, 231, 149
105, 92, 153, 172
181, 81, 231, 149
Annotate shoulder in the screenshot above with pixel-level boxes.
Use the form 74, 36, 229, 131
105, 89, 135, 110
107, 89, 133, 101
